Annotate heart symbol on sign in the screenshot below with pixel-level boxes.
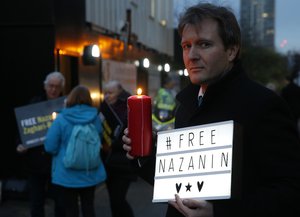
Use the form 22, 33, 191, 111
176, 183, 182, 193
197, 181, 204, 192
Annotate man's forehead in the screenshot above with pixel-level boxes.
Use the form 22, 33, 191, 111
106, 86, 119, 93
185, 18, 217, 29
181, 20, 219, 39
47, 78, 61, 86
49, 78, 60, 83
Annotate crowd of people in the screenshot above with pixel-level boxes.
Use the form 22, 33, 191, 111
14, 2, 300, 217
15, 73, 139, 217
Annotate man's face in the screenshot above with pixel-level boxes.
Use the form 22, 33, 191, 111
104, 86, 120, 105
44, 78, 63, 99
181, 18, 237, 85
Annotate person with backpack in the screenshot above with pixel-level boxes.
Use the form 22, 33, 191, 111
45, 85, 106, 217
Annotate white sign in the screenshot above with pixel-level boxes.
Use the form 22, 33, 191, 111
152, 120, 234, 202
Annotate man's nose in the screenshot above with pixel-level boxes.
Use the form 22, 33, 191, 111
188, 46, 200, 60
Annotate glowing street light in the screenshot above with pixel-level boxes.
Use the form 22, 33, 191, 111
164, 63, 170, 72
143, 58, 150, 68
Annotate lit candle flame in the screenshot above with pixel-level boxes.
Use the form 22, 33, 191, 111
137, 88, 142, 95
52, 112, 57, 120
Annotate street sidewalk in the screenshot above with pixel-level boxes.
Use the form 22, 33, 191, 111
0, 177, 167, 217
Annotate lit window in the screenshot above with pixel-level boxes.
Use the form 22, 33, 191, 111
150, 0, 155, 18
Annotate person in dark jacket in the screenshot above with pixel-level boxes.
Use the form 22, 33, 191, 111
101, 80, 137, 217
281, 70, 300, 135
122, 3, 300, 217
16, 71, 66, 217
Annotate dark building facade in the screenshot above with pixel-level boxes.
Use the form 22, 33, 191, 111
1, 0, 174, 180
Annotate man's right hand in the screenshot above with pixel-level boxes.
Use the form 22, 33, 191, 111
122, 128, 135, 160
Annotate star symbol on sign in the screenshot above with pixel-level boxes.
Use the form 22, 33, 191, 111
185, 183, 192, 192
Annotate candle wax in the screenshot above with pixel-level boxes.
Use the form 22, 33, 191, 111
127, 94, 152, 157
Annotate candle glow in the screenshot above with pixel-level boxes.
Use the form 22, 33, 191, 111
137, 88, 142, 95
52, 112, 57, 120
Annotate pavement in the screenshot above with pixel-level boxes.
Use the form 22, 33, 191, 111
0, 177, 168, 217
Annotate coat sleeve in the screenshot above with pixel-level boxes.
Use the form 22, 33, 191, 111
44, 115, 63, 155
250, 97, 300, 216
213, 94, 300, 217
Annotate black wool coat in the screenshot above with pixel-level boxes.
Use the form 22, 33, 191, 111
102, 90, 138, 180
21, 93, 52, 175
281, 81, 300, 121
164, 62, 300, 217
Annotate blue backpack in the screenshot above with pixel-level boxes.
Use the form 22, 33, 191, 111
63, 123, 101, 170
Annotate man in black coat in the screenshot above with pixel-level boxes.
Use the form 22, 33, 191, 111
16, 71, 66, 217
123, 3, 300, 217
281, 71, 300, 135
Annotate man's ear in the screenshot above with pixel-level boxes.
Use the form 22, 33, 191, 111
227, 45, 239, 62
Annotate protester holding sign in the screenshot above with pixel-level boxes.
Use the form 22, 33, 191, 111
100, 80, 137, 217
123, 3, 300, 217
16, 71, 65, 217
45, 85, 106, 217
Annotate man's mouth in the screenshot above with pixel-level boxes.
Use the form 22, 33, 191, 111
189, 66, 204, 73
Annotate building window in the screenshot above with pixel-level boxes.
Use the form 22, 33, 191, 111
150, 0, 155, 19
262, 12, 268, 18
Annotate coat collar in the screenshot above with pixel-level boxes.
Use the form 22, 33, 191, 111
176, 61, 246, 108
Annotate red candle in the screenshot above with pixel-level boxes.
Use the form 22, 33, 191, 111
127, 88, 153, 157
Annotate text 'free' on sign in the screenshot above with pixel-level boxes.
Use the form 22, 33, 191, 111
152, 120, 237, 203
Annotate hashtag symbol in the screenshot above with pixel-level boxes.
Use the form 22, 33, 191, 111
166, 136, 172, 150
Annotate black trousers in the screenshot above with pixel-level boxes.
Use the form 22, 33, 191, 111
61, 185, 96, 217
28, 174, 65, 217
106, 177, 134, 217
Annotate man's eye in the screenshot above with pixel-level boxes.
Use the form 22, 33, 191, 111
200, 42, 211, 48
181, 44, 190, 49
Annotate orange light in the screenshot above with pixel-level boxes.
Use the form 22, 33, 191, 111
137, 88, 142, 95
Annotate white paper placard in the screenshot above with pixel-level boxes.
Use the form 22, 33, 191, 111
152, 120, 234, 202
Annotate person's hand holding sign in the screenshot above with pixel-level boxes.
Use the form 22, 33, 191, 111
16, 144, 28, 153
169, 194, 213, 217
123, 125, 214, 217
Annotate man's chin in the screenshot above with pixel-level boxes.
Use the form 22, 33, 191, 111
190, 77, 206, 86
48, 95, 59, 100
